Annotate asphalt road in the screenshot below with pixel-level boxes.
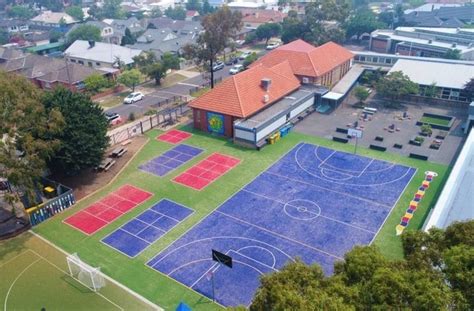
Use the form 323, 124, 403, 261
108, 61, 238, 118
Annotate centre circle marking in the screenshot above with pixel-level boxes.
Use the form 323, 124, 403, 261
284, 199, 321, 221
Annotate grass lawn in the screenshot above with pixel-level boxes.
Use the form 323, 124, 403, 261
0, 232, 157, 311
420, 116, 451, 127
97, 92, 129, 110
29, 128, 448, 310
160, 73, 188, 88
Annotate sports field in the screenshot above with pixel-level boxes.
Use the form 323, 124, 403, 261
6, 128, 448, 309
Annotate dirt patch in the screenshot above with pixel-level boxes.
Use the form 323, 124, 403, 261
50, 136, 148, 200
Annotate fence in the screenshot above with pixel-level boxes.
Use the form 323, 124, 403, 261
108, 102, 190, 145
189, 77, 223, 95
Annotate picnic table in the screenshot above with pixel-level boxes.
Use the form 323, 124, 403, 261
111, 147, 127, 158
97, 158, 116, 172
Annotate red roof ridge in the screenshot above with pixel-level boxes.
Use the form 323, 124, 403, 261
231, 73, 245, 117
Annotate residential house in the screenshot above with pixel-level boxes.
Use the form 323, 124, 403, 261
404, 5, 474, 27
0, 47, 111, 91
68, 21, 120, 45
185, 10, 200, 21
129, 27, 198, 57
104, 17, 148, 38
189, 39, 354, 146
64, 40, 143, 68
147, 17, 202, 34
369, 27, 474, 60
30, 11, 78, 30
0, 19, 30, 33
236, 9, 287, 29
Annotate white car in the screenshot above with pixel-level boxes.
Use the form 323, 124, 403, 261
239, 51, 251, 60
266, 42, 280, 50
123, 92, 144, 104
229, 64, 244, 75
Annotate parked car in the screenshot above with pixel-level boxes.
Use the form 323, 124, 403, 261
239, 51, 251, 60
229, 64, 244, 75
225, 57, 238, 66
212, 61, 225, 71
123, 92, 144, 104
266, 42, 280, 50
105, 112, 122, 126
235, 39, 245, 46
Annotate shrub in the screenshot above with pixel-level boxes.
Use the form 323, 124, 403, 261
128, 112, 136, 121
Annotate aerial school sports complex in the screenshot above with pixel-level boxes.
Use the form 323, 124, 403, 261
3, 40, 450, 310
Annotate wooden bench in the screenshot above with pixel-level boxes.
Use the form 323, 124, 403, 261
97, 158, 116, 172
111, 147, 127, 158
121, 139, 132, 146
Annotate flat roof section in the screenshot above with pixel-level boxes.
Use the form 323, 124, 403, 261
235, 87, 316, 130
424, 130, 474, 230
388, 59, 474, 89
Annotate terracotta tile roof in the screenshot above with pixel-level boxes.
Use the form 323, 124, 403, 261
189, 64, 300, 118
251, 39, 354, 77
240, 9, 287, 24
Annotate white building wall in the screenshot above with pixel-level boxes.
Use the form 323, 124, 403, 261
289, 97, 314, 119
234, 128, 255, 142
256, 115, 287, 142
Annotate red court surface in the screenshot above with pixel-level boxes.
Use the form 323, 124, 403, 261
157, 129, 192, 144
173, 153, 241, 190
64, 185, 153, 235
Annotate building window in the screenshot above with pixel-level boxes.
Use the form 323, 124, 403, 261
96, 62, 101, 66
78, 60, 84, 65
70, 59, 76, 63
88, 62, 92, 67
286, 112, 291, 121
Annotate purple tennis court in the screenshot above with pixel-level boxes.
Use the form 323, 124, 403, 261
102, 199, 193, 257
139, 144, 203, 177
147, 142, 416, 306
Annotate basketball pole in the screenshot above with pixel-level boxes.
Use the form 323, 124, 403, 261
211, 271, 216, 302
354, 135, 358, 154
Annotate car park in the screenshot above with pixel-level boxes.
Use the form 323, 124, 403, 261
229, 64, 244, 75
225, 57, 238, 66
123, 92, 144, 104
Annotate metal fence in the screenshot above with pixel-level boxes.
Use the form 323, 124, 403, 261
108, 102, 190, 145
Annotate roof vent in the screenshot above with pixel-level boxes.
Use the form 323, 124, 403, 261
428, 39, 432, 44
88, 40, 95, 48
261, 78, 271, 91
452, 43, 457, 48
263, 94, 269, 103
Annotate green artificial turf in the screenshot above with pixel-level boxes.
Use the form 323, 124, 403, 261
31, 127, 449, 310
419, 116, 451, 127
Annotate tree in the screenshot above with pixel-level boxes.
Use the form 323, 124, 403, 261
243, 52, 257, 68
121, 27, 136, 46
200, 0, 214, 15
118, 69, 141, 91
7, 5, 36, 19
164, 6, 186, 20
150, 7, 162, 18
245, 32, 257, 44
423, 82, 438, 98
162, 52, 180, 70
133, 50, 158, 68
49, 30, 62, 43
281, 11, 309, 43
90, 0, 125, 19
0, 71, 63, 214
344, 9, 385, 40
144, 62, 167, 85
65, 5, 84, 22
444, 49, 461, 60
42, 88, 109, 175
186, 0, 201, 11
183, 6, 242, 88
353, 85, 369, 103
464, 78, 474, 101
255, 23, 282, 45
84, 74, 109, 93
67, 24, 101, 46
376, 71, 419, 105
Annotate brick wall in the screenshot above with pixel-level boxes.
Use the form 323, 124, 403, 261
192, 108, 235, 137
371, 38, 389, 53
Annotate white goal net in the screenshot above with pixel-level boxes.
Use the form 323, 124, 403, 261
66, 253, 105, 292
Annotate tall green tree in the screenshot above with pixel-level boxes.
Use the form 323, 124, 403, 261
376, 71, 419, 105
344, 9, 385, 40
0, 71, 63, 213
42, 88, 108, 175
67, 24, 101, 46
444, 49, 461, 60
186, 0, 201, 11
65, 5, 84, 21
162, 52, 180, 70
255, 23, 282, 44
164, 6, 186, 20
84, 74, 109, 93
118, 69, 141, 91
200, 0, 214, 15
353, 85, 370, 103
121, 27, 136, 46
183, 6, 242, 88
90, 0, 124, 20
7, 5, 36, 19
144, 62, 167, 85
464, 78, 474, 101
0, 29, 8, 45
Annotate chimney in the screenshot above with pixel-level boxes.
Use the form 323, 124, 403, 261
88, 40, 95, 48
263, 94, 269, 103
261, 78, 271, 91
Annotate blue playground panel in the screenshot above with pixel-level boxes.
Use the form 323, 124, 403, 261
102, 199, 193, 257
147, 143, 416, 306
139, 144, 203, 177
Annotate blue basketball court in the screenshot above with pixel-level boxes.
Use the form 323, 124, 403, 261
102, 199, 193, 257
147, 143, 416, 306
139, 144, 203, 177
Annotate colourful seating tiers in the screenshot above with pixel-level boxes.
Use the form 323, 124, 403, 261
395, 171, 437, 236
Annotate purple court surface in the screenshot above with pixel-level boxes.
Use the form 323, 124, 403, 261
139, 144, 203, 177
147, 143, 416, 307
102, 199, 193, 257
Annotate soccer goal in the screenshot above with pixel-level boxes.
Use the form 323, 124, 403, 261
66, 253, 105, 292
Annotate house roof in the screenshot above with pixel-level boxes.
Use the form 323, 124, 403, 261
240, 9, 287, 24
31, 11, 77, 24
130, 28, 198, 56
64, 40, 142, 65
252, 40, 354, 77
189, 63, 300, 118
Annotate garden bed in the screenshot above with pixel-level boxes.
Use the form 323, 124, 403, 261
416, 113, 455, 131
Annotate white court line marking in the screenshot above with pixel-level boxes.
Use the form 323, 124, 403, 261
320, 168, 353, 181
216, 211, 343, 260
317, 150, 336, 170
242, 189, 377, 234
357, 159, 374, 177
230, 249, 278, 272
29, 250, 124, 311
0, 250, 33, 269
4, 258, 41, 311
236, 245, 277, 268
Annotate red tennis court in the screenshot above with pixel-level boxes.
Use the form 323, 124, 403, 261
64, 185, 153, 235
157, 129, 192, 144
173, 153, 240, 190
